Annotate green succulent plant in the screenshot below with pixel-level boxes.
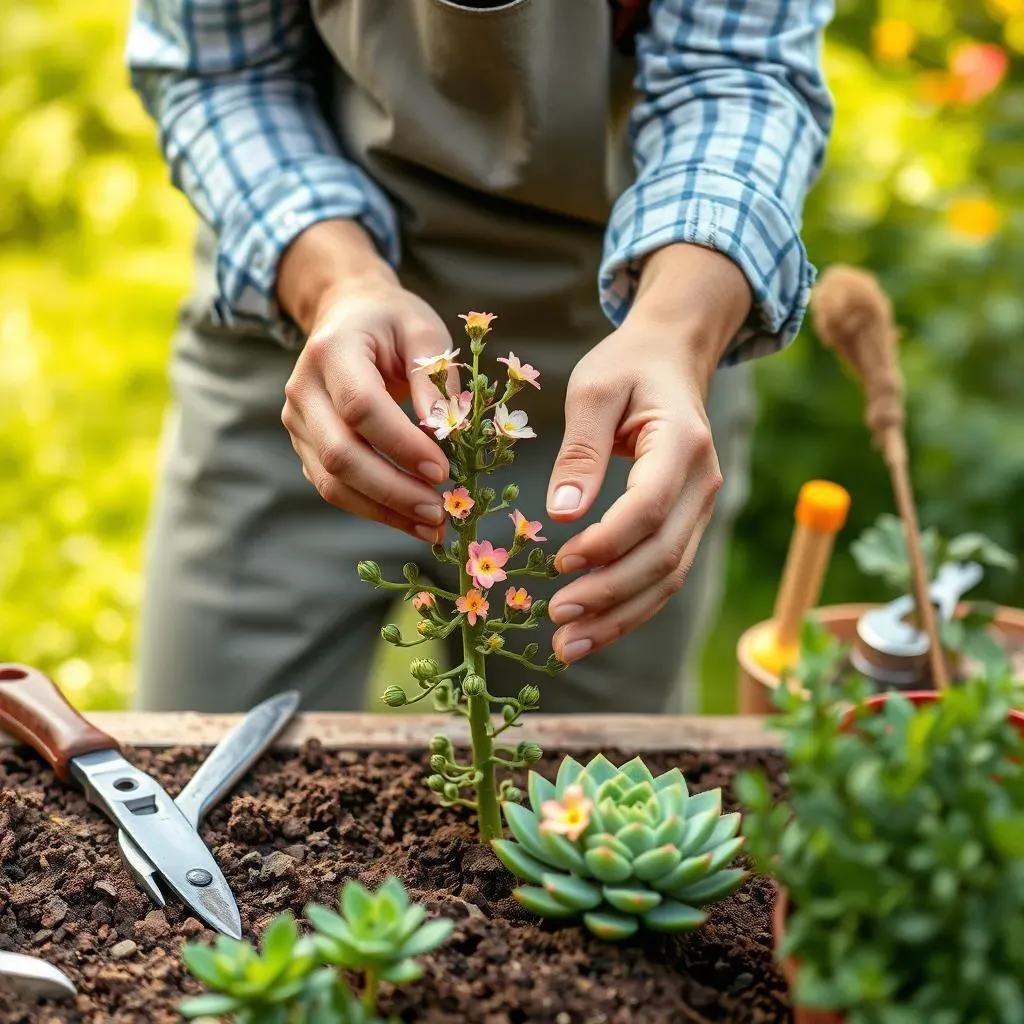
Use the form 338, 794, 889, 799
179, 913, 380, 1024
492, 753, 747, 940
306, 877, 454, 1010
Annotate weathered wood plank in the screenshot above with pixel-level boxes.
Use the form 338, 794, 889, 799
0, 713, 780, 752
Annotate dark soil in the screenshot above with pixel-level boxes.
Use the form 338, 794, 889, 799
0, 742, 790, 1023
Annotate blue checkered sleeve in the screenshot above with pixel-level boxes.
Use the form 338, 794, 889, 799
126, 0, 398, 343
601, 0, 835, 364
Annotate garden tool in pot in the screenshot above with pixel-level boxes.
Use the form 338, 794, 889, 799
851, 561, 984, 689
116, 688, 299, 912
0, 664, 243, 938
0, 951, 77, 1001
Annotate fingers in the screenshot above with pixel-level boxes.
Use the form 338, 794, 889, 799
554, 417, 721, 574
550, 508, 711, 664
283, 387, 447, 538
545, 375, 626, 524
302, 332, 450, 485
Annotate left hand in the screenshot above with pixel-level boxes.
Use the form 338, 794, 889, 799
545, 244, 752, 664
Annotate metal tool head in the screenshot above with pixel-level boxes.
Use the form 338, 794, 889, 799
851, 562, 984, 688
0, 951, 77, 1001
115, 690, 300, 934
72, 749, 242, 939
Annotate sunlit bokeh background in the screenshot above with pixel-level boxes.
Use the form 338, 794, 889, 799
2, 0, 1022, 712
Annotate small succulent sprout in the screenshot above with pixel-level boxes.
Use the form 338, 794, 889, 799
492, 754, 747, 941
307, 877, 454, 994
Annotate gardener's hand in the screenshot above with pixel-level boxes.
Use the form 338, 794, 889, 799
545, 244, 754, 664
277, 220, 454, 543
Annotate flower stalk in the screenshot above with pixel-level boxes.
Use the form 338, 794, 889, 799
358, 311, 565, 844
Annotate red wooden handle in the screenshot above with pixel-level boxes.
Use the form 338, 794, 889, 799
0, 664, 119, 782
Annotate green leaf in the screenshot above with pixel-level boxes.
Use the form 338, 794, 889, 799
306, 903, 355, 945
992, 816, 1024, 858
395, 904, 427, 945
555, 756, 584, 794
177, 993, 243, 1018
616, 821, 657, 856
527, 770, 556, 811
260, 912, 298, 968
541, 871, 603, 910
695, 812, 742, 854
672, 868, 747, 905
632, 844, 683, 882
653, 786, 685, 820
378, 876, 410, 913
650, 851, 713, 893
680, 805, 721, 854
181, 944, 228, 988
492, 837, 549, 884
503, 802, 554, 864
514, 885, 579, 919
582, 910, 640, 941
602, 886, 663, 915
539, 831, 589, 875
653, 814, 686, 847
653, 767, 687, 793
584, 845, 634, 884
734, 771, 770, 811
581, 754, 620, 787
946, 532, 1018, 572
706, 837, 745, 872
685, 789, 722, 818
394, 918, 454, 959
378, 959, 424, 985
618, 756, 655, 785
642, 900, 706, 933
583, 832, 632, 859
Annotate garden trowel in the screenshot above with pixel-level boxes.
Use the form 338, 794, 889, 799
0, 664, 246, 938
116, 689, 299, 921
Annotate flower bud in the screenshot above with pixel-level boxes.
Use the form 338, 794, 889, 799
518, 684, 541, 707
526, 548, 546, 568
482, 634, 504, 653
430, 734, 453, 756
357, 560, 382, 585
529, 599, 548, 619
431, 543, 448, 564
417, 620, 440, 638
462, 674, 486, 698
517, 741, 543, 764
523, 642, 539, 659
501, 484, 520, 503
403, 562, 420, 583
427, 774, 446, 793
382, 685, 407, 708
429, 753, 448, 772
479, 487, 496, 507
443, 782, 460, 801
502, 705, 517, 723
381, 624, 403, 645
503, 786, 523, 803
410, 658, 440, 681
546, 654, 567, 674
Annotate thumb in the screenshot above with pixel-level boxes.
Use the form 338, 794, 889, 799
547, 383, 624, 522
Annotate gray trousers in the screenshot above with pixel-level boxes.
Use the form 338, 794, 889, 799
135, 309, 753, 714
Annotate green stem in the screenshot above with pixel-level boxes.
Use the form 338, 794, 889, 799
377, 580, 459, 601
459, 340, 503, 846
363, 970, 379, 1014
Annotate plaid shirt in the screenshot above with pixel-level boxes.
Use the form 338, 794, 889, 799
128, 0, 833, 361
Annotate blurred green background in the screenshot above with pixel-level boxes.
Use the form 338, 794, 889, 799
1, 0, 1021, 712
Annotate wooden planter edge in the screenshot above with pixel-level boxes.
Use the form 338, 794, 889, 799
0, 712, 780, 752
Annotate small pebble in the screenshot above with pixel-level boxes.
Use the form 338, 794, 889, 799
41, 896, 68, 929
260, 851, 297, 881
240, 851, 263, 869
94, 880, 119, 899
111, 939, 138, 959
134, 909, 170, 940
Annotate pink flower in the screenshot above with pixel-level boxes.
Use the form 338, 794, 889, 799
505, 586, 533, 613
510, 509, 546, 542
443, 487, 475, 521
412, 592, 434, 612
466, 540, 509, 590
540, 784, 592, 841
456, 588, 490, 626
412, 348, 465, 376
458, 312, 497, 336
497, 352, 541, 390
421, 391, 472, 440
493, 404, 536, 440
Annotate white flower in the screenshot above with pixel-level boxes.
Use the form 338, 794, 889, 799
412, 348, 465, 376
421, 391, 473, 440
493, 404, 536, 440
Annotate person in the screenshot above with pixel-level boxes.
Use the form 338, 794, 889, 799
126, 0, 833, 714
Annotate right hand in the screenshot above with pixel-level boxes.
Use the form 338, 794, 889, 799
278, 222, 457, 542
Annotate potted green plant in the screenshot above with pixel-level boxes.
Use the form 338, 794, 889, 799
738, 619, 1024, 1024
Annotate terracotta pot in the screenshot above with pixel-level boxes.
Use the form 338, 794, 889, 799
736, 603, 1024, 715
772, 889, 846, 1024
772, 693, 1024, 1023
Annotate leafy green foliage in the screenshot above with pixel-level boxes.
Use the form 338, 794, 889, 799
493, 754, 746, 940
738, 620, 1024, 1022
179, 878, 451, 1022
850, 513, 1017, 592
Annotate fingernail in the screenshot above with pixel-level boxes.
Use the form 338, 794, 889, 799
415, 503, 445, 525
418, 461, 447, 484
557, 555, 587, 574
561, 638, 593, 662
550, 603, 584, 625
549, 485, 582, 513
414, 524, 439, 542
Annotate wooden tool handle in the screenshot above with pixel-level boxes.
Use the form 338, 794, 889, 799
0, 664, 119, 782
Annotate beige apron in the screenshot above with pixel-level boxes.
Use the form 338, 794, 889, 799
135, 0, 754, 714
